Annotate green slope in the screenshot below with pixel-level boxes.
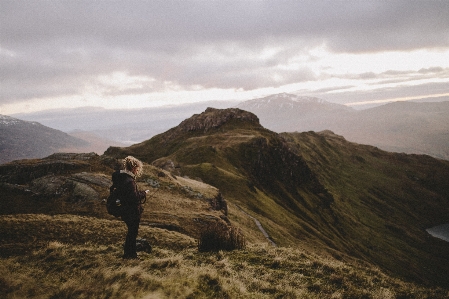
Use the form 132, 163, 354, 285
105, 108, 449, 286
283, 130, 449, 285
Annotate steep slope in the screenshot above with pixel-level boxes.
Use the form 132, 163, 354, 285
105, 107, 449, 286
237, 93, 449, 160
105, 108, 339, 248
0, 115, 90, 164
283, 130, 449, 285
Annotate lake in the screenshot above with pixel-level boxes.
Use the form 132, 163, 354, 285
427, 224, 449, 242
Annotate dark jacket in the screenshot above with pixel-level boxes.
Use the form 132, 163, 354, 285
111, 170, 146, 222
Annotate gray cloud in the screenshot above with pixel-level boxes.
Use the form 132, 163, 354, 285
418, 67, 446, 74
332, 67, 449, 83
1, 0, 449, 105
4, 1, 447, 51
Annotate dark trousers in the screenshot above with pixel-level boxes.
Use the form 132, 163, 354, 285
123, 218, 140, 258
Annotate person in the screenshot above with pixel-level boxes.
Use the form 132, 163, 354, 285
111, 156, 148, 259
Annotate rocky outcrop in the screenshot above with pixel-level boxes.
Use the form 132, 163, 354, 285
21, 173, 108, 202
208, 192, 228, 216
162, 107, 261, 142
178, 107, 260, 132
0, 160, 90, 185
30, 174, 67, 197
0, 153, 112, 202
103, 107, 262, 159
44, 152, 98, 161
71, 172, 111, 187
0, 153, 102, 184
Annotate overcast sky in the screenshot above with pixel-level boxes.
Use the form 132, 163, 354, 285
1, 0, 449, 115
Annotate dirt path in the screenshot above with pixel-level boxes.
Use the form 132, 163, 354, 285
231, 203, 277, 247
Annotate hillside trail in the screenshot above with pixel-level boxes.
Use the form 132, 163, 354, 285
231, 202, 277, 247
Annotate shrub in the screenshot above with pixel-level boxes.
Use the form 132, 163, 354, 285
198, 222, 246, 252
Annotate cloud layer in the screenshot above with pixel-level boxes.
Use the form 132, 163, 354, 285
1, 0, 449, 112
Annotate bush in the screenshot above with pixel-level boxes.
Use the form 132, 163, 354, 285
198, 222, 246, 252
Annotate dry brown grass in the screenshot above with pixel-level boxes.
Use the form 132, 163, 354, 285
2, 153, 449, 297
133, 165, 232, 240
1, 214, 448, 298
198, 222, 246, 252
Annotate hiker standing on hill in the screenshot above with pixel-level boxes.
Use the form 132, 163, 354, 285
111, 156, 148, 259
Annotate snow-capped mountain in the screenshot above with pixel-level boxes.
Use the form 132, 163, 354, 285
237, 93, 350, 111
0, 115, 28, 126
236, 93, 354, 133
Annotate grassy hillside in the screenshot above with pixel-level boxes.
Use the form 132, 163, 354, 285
105, 111, 338, 251
3, 156, 446, 298
1, 214, 447, 298
283, 131, 449, 285
105, 108, 449, 287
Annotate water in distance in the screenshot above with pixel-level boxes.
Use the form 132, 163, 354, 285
427, 224, 449, 242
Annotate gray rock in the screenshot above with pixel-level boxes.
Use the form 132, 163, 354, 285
30, 174, 66, 197
68, 180, 99, 202
71, 172, 111, 187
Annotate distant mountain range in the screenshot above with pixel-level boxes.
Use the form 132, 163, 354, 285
236, 93, 354, 133
12, 100, 237, 145
10, 93, 449, 160
237, 93, 449, 160
0, 115, 124, 164
0, 115, 86, 164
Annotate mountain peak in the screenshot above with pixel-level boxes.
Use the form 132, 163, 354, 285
176, 107, 260, 133
265, 92, 323, 103
146, 107, 262, 144
235, 93, 353, 133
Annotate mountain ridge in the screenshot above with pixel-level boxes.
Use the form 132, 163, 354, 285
237, 93, 449, 160
11, 94, 449, 160
105, 107, 449, 286
237, 92, 352, 111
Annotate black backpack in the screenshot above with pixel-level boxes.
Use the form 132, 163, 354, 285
106, 186, 123, 217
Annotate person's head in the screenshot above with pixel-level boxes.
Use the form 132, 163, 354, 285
123, 156, 143, 177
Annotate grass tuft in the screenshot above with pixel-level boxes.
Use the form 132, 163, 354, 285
198, 222, 246, 252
